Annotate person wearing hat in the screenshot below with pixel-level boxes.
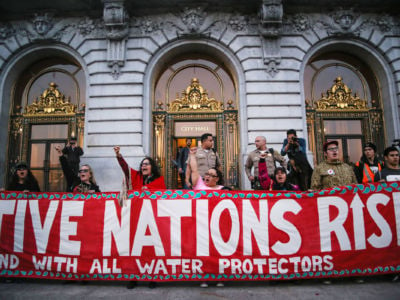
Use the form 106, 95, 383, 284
354, 142, 384, 183
310, 140, 357, 190
62, 137, 84, 176
271, 166, 300, 191
6, 162, 40, 192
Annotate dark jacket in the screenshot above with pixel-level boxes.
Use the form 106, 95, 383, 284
59, 155, 100, 193
7, 179, 40, 192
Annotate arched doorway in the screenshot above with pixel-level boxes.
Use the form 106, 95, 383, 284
304, 51, 385, 164
152, 57, 240, 189
6, 57, 85, 191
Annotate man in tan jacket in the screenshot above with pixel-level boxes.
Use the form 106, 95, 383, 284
311, 140, 357, 190
245, 136, 286, 189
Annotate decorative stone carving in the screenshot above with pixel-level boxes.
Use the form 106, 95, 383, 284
15, 13, 73, 42
139, 17, 159, 34
318, 7, 362, 36
102, 0, 129, 79
376, 14, 394, 33
259, 0, 283, 37
33, 13, 54, 35
181, 6, 206, 33
291, 14, 310, 32
24, 82, 76, 116
259, 0, 282, 77
78, 17, 99, 36
314, 77, 368, 111
167, 78, 223, 112
0, 23, 15, 40
331, 8, 358, 31
229, 14, 248, 32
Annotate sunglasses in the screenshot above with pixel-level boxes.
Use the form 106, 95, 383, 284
17, 166, 27, 171
79, 169, 89, 173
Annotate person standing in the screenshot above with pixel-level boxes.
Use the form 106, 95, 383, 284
374, 146, 400, 182
177, 138, 192, 189
62, 137, 84, 176
56, 146, 100, 193
311, 140, 357, 190
185, 133, 221, 189
354, 142, 384, 183
280, 129, 313, 190
245, 136, 285, 190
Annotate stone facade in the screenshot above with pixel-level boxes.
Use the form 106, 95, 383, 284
0, 1, 399, 190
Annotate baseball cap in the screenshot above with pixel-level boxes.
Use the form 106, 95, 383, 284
323, 140, 338, 152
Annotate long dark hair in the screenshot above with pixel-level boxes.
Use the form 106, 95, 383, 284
8, 168, 39, 189
210, 167, 224, 185
140, 157, 161, 179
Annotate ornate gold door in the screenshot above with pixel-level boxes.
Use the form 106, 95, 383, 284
307, 77, 385, 164
7, 82, 85, 191
153, 78, 240, 189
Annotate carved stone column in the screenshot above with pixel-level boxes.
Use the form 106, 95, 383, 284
224, 111, 239, 189
259, 0, 283, 77
153, 113, 166, 175
103, 0, 129, 79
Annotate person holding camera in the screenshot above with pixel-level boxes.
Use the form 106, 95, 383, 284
62, 137, 84, 176
280, 129, 313, 191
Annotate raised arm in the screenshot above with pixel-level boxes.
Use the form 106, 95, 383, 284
114, 146, 129, 179
188, 148, 200, 187
55, 145, 75, 189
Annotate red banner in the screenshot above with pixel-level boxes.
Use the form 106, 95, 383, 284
1, 182, 400, 281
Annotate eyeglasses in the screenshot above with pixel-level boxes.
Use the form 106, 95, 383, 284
205, 172, 218, 178
79, 169, 89, 173
327, 147, 339, 152
141, 162, 150, 166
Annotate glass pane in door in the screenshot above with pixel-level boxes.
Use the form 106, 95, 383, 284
31, 124, 68, 139
30, 143, 46, 168
347, 139, 363, 164
31, 170, 44, 192
324, 120, 362, 134
49, 170, 65, 192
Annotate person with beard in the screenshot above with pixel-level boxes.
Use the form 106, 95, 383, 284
311, 141, 357, 190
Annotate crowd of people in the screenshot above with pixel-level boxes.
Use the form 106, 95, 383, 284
1, 131, 400, 194
1, 131, 399, 289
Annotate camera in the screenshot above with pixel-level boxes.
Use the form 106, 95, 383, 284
393, 139, 400, 150
291, 137, 298, 143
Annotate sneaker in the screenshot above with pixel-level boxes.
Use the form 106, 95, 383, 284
322, 280, 332, 285
355, 278, 364, 284
200, 282, 208, 288
216, 282, 224, 287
